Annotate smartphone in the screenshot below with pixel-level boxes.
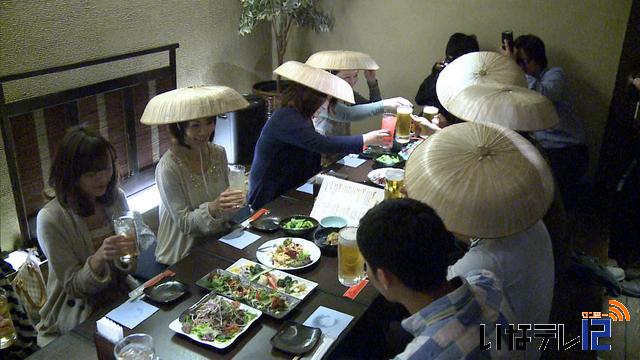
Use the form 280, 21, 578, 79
502, 31, 514, 50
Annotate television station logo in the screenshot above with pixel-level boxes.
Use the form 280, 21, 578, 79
480, 299, 631, 352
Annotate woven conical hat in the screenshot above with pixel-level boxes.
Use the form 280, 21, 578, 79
405, 122, 553, 238
140, 86, 249, 125
446, 83, 560, 131
274, 61, 355, 104
436, 51, 527, 108
305, 50, 380, 71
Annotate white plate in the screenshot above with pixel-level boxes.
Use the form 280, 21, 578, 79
367, 168, 394, 187
169, 294, 261, 349
227, 258, 318, 300
256, 238, 321, 271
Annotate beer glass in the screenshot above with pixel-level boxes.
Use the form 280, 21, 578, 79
419, 106, 439, 139
395, 106, 412, 144
384, 169, 406, 200
113, 212, 138, 267
228, 164, 246, 207
338, 227, 365, 286
380, 113, 397, 150
114, 333, 155, 360
0, 288, 17, 349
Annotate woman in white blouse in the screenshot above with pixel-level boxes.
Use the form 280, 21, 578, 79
141, 86, 249, 265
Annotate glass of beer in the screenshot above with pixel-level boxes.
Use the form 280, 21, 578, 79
419, 106, 439, 139
338, 227, 365, 286
0, 288, 17, 349
395, 106, 412, 144
381, 112, 397, 150
384, 169, 406, 200
113, 212, 138, 267
114, 333, 155, 360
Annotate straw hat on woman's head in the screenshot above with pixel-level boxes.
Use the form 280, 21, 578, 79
405, 122, 554, 238
436, 51, 528, 108
140, 85, 249, 125
274, 61, 355, 104
305, 50, 379, 71
445, 83, 560, 131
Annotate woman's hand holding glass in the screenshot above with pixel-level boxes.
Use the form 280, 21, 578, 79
363, 129, 391, 147
208, 188, 245, 215
90, 234, 135, 274
382, 97, 413, 110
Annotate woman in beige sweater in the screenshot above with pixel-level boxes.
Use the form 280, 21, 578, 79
36, 126, 136, 345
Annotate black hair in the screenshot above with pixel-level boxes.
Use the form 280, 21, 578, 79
48, 125, 119, 216
280, 82, 337, 119
514, 34, 548, 69
445, 33, 479, 62
357, 198, 454, 293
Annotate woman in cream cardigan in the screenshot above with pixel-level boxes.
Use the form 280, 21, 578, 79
141, 86, 248, 265
36, 126, 136, 345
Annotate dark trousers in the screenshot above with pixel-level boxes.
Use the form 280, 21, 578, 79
544, 144, 589, 211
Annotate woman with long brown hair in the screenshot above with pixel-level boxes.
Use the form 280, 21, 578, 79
248, 61, 389, 209
36, 126, 136, 345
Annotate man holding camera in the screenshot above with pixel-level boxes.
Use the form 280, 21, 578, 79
502, 34, 588, 210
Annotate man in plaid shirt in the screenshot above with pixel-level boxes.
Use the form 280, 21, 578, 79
357, 199, 517, 359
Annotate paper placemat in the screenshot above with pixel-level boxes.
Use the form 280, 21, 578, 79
296, 182, 314, 195
219, 231, 261, 249
106, 298, 158, 329
337, 154, 366, 168
303, 306, 354, 339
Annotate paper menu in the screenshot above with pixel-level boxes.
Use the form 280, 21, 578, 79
310, 176, 384, 227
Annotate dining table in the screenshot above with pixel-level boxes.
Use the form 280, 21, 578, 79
27, 152, 399, 360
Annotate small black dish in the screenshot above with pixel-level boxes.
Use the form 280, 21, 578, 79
360, 145, 386, 159
373, 153, 405, 169
250, 216, 281, 232
143, 280, 188, 303
313, 227, 341, 256
271, 321, 321, 355
279, 215, 319, 237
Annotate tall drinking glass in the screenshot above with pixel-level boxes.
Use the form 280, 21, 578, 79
228, 164, 246, 206
113, 212, 138, 267
338, 227, 365, 286
384, 169, 406, 200
395, 106, 412, 144
0, 288, 17, 349
419, 106, 439, 139
380, 113, 397, 150
113, 333, 155, 360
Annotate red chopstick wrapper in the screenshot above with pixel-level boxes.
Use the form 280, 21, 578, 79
343, 279, 369, 300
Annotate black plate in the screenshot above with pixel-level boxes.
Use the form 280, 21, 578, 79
271, 321, 321, 355
250, 216, 281, 232
373, 153, 405, 169
143, 280, 187, 303
313, 227, 341, 256
279, 215, 319, 238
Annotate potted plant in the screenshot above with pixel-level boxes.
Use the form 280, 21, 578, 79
238, 0, 333, 116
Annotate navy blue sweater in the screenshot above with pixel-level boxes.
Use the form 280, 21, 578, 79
249, 107, 363, 209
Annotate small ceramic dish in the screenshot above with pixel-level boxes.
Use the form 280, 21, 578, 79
319, 216, 347, 228
373, 152, 405, 169
250, 216, 281, 232
313, 227, 341, 256
271, 321, 321, 355
143, 280, 188, 303
279, 215, 319, 237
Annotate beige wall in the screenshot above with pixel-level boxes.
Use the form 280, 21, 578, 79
289, 0, 631, 175
0, 0, 273, 250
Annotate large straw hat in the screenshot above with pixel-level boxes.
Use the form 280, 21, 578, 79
436, 51, 528, 108
446, 83, 560, 131
305, 50, 380, 71
140, 86, 249, 125
405, 122, 554, 238
274, 61, 355, 104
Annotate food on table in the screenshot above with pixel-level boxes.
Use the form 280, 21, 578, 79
204, 271, 291, 315
229, 263, 267, 279
282, 217, 316, 230
180, 297, 256, 343
228, 263, 308, 297
272, 238, 312, 268
376, 154, 401, 166
326, 232, 339, 246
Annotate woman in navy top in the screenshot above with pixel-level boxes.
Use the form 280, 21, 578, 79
249, 61, 389, 209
